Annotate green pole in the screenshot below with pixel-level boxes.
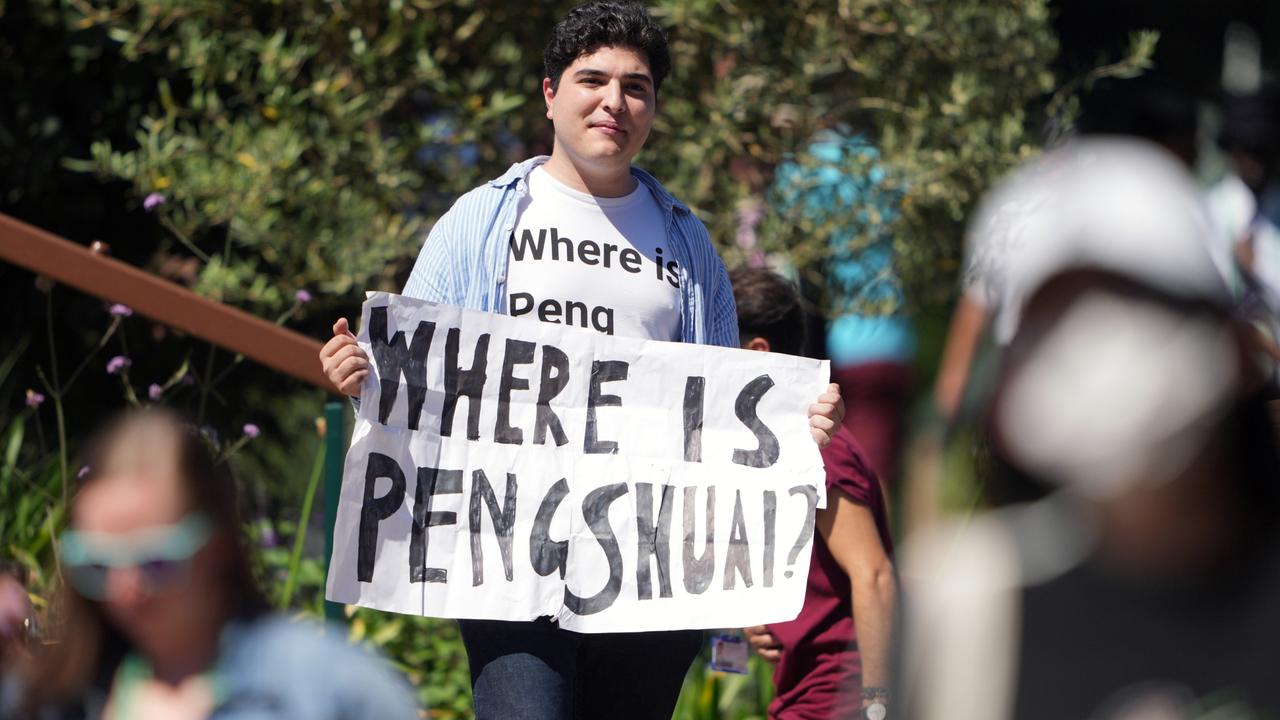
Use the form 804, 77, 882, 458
322, 400, 346, 623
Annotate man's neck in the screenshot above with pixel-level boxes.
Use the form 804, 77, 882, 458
541, 151, 637, 198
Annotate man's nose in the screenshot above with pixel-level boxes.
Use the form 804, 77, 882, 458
601, 80, 627, 114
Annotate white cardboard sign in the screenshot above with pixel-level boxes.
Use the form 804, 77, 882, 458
326, 293, 829, 633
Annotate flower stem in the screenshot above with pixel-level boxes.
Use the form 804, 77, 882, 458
210, 353, 245, 387
197, 344, 217, 424
217, 435, 248, 462
53, 398, 68, 508
281, 439, 326, 610
62, 317, 119, 392
44, 291, 67, 503
159, 215, 210, 262
32, 411, 47, 456
118, 369, 140, 407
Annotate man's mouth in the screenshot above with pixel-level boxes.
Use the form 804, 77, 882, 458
590, 121, 626, 136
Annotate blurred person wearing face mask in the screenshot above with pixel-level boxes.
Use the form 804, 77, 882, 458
934, 80, 1209, 423
8, 409, 417, 720
898, 138, 1280, 720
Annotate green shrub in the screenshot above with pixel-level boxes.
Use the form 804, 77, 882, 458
12, 0, 1084, 319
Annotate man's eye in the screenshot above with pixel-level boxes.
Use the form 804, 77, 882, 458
581, 78, 602, 86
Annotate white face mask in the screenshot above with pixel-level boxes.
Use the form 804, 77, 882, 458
994, 289, 1239, 501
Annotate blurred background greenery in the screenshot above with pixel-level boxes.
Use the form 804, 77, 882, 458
2, 0, 1275, 716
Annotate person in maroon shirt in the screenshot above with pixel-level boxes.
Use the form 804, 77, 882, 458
729, 267, 897, 720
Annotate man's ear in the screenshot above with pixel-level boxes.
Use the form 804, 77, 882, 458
744, 336, 771, 353
543, 77, 556, 120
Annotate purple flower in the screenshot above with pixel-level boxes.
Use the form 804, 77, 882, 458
25, 389, 45, 409
148, 383, 163, 401
242, 423, 261, 439
143, 193, 166, 212
294, 289, 312, 304
77, 465, 91, 479
106, 356, 131, 375
108, 303, 133, 318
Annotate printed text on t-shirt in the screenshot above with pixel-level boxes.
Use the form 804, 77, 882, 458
508, 227, 681, 336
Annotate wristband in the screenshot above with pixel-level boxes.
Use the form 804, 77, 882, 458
862, 686, 890, 700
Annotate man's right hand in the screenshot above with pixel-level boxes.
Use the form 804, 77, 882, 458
744, 625, 782, 665
320, 317, 369, 397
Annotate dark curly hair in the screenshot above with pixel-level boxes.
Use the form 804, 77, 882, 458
544, 1, 671, 93
730, 267, 807, 356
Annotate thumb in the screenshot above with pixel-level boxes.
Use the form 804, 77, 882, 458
333, 317, 354, 338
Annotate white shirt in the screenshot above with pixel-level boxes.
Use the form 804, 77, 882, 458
505, 167, 682, 340
1206, 173, 1280, 304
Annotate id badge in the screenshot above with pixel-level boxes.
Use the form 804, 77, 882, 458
708, 633, 750, 674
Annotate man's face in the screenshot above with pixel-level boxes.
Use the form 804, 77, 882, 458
543, 45, 656, 174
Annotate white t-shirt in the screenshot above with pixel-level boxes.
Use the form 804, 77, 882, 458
1206, 173, 1280, 304
963, 187, 1049, 345
505, 166, 682, 340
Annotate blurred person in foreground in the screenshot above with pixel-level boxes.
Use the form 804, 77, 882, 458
6, 408, 417, 720
899, 138, 1280, 720
733, 268, 897, 720
933, 80, 1205, 423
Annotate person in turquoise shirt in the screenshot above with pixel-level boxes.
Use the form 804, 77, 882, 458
772, 130, 916, 490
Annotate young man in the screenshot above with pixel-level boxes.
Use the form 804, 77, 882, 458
318, 3, 843, 718
732, 268, 896, 720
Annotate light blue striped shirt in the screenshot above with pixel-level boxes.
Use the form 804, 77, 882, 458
403, 156, 739, 348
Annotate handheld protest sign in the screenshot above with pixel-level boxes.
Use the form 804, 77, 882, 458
325, 292, 828, 633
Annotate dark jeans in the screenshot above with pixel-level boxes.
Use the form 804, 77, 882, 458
459, 618, 704, 720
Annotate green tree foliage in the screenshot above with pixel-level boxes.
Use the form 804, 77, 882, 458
13, 0, 1073, 317
652, 0, 1061, 312
58, 1, 569, 307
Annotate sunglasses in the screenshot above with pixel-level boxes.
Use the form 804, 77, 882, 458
58, 513, 212, 601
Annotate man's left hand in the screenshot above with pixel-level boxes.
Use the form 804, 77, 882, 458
808, 383, 844, 448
